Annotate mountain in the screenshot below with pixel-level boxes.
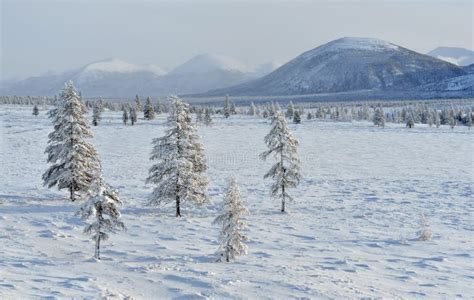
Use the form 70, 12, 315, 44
0, 55, 279, 97
428, 47, 474, 66
150, 54, 261, 95
0, 59, 166, 97
202, 37, 465, 97
420, 74, 474, 92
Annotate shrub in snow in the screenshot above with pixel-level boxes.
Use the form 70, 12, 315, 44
260, 111, 301, 212
146, 96, 210, 217
78, 175, 125, 260
42, 81, 100, 201
213, 179, 248, 262
417, 213, 432, 242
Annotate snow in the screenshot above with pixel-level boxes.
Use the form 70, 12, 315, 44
0, 105, 473, 298
301, 37, 399, 59
428, 47, 474, 66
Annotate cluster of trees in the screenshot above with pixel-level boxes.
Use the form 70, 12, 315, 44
41, 82, 302, 262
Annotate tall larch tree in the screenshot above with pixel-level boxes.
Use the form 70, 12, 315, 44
33, 105, 39, 116
213, 178, 248, 262
260, 111, 301, 213
146, 96, 210, 217
42, 81, 100, 201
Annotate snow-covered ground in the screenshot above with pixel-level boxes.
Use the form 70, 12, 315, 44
0, 105, 472, 299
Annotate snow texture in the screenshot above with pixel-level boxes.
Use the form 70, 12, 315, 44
0, 106, 473, 298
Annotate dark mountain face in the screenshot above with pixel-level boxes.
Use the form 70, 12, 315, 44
203, 37, 465, 96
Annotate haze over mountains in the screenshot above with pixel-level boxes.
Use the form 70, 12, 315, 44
0, 55, 280, 97
1, 37, 472, 99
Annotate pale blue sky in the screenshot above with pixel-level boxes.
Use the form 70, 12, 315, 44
1, 0, 472, 80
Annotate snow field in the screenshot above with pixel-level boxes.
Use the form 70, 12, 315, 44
0, 105, 473, 298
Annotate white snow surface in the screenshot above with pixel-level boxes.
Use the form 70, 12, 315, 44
0, 106, 473, 299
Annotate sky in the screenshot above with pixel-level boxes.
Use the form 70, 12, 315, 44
1, 0, 472, 81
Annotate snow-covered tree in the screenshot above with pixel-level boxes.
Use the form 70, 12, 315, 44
33, 105, 39, 116
260, 111, 301, 212
434, 111, 441, 128
373, 107, 385, 127
129, 107, 137, 125
293, 110, 301, 124
204, 107, 213, 126
78, 175, 125, 260
223, 96, 231, 118
134, 95, 142, 111
92, 101, 102, 126
307, 112, 313, 120
466, 110, 472, 129
196, 109, 204, 123
43, 81, 100, 201
406, 113, 415, 128
146, 96, 210, 217
122, 108, 129, 125
286, 101, 295, 118
213, 178, 248, 262
449, 116, 456, 129
249, 102, 257, 116
144, 97, 155, 120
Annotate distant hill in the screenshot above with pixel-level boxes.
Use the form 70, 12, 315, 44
202, 37, 465, 97
428, 47, 474, 66
0, 56, 279, 97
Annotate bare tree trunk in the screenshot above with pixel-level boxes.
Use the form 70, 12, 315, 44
95, 234, 101, 260
70, 186, 74, 202
176, 194, 181, 217
281, 151, 286, 213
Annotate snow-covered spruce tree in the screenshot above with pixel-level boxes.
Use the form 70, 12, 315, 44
406, 113, 415, 128
43, 81, 100, 201
144, 97, 155, 120
466, 110, 472, 129
307, 112, 313, 120
223, 96, 231, 118
134, 94, 142, 112
249, 101, 257, 116
78, 175, 125, 260
213, 178, 248, 262
92, 102, 102, 126
129, 107, 137, 125
146, 96, 210, 217
260, 111, 301, 213
204, 107, 213, 126
286, 101, 295, 118
33, 104, 39, 116
196, 109, 204, 123
293, 110, 301, 124
122, 108, 129, 125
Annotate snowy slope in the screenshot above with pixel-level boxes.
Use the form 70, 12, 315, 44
428, 47, 474, 66
420, 74, 474, 92
204, 37, 465, 96
0, 106, 473, 298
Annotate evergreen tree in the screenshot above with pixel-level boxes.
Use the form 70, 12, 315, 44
196, 109, 204, 123
78, 175, 125, 260
307, 112, 313, 120
92, 102, 102, 126
466, 110, 472, 129
135, 95, 142, 112
43, 81, 100, 201
144, 97, 155, 120
129, 107, 137, 125
406, 113, 415, 128
213, 178, 248, 262
204, 107, 213, 126
449, 116, 456, 129
260, 111, 301, 212
223, 96, 231, 118
286, 101, 295, 118
146, 96, 210, 217
122, 108, 129, 125
249, 102, 257, 116
293, 110, 301, 124
33, 105, 39, 116
434, 111, 441, 128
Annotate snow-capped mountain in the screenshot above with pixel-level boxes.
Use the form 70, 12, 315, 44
0, 59, 166, 97
203, 37, 465, 96
0, 55, 279, 97
150, 53, 260, 95
428, 47, 474, 66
